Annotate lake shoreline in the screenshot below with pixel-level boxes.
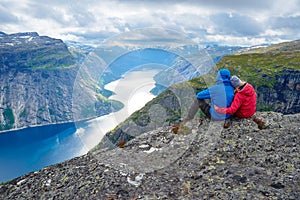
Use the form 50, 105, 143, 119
0, 117, 97, 134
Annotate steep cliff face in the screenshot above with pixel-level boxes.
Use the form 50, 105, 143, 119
0, 32, 77, 130
1, 112, 299, 199
259, 69, 300, 114
0, 68, 78, 130
0, 32, 121, 131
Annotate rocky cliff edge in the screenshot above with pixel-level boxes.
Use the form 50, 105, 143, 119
1, 111, 299, 199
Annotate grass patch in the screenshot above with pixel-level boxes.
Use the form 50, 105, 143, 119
215, 51, 300, 88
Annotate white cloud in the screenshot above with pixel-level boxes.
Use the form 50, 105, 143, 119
101, 28, 194, 48
205, 34, 269, 46
0, 0, 300, 46
210, 13, 264, 36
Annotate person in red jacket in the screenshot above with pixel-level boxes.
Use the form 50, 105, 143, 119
214, 75, 267, 129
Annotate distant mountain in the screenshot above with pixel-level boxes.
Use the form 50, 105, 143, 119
151, 44, 243, 94
89, 44, 243, 96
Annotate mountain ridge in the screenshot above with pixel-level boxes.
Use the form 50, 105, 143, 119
0, 32, 75, 70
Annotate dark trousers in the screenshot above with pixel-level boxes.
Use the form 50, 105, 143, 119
187, 99, 211, 120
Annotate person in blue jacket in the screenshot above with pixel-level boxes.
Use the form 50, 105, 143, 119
185, 68, 234, 126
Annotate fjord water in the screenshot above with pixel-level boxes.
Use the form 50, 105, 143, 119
0, 69, 159, 183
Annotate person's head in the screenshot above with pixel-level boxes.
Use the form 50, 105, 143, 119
216, 69, 231, 84
230, 75, 243, 88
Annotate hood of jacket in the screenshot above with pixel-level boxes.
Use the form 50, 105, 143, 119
216, 69, 231, 84
239, 83, 256, 96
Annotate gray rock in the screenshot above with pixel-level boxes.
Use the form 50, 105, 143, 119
1, 112, 299, 199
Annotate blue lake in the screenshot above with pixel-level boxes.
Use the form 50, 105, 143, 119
0, 122, 79, 182
0, 69, 158, 183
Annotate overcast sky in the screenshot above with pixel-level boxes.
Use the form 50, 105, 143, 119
1, 0, 300, 46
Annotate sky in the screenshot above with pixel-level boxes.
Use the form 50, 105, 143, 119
1, 0, 300, 46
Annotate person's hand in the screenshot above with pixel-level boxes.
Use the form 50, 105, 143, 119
214, 104, 219, 110
214, 104, 227, 114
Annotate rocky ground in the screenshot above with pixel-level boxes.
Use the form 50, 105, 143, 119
0, 112, 299, 199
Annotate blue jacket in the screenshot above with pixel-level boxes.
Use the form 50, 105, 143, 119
196, 69, 234, 120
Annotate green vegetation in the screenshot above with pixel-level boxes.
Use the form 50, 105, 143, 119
130, 108, 151, 126
187, 42, 300, 91
3, 39, 76, 70
257, 103, 275, 112
215, 50, 300, 88
0, 180, 11, 186
188, 72, 215, 91
95, 93, 107, 101
2, 108, 15, 130
109, 100, 124, 111
49, 108, 55, 115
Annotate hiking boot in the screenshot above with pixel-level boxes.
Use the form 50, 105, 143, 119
253, 117, 267, 130
223, 118, 231, 129
172, 124, 180, 134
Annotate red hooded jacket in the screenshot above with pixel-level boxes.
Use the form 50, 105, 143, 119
215, 83, 257, 118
